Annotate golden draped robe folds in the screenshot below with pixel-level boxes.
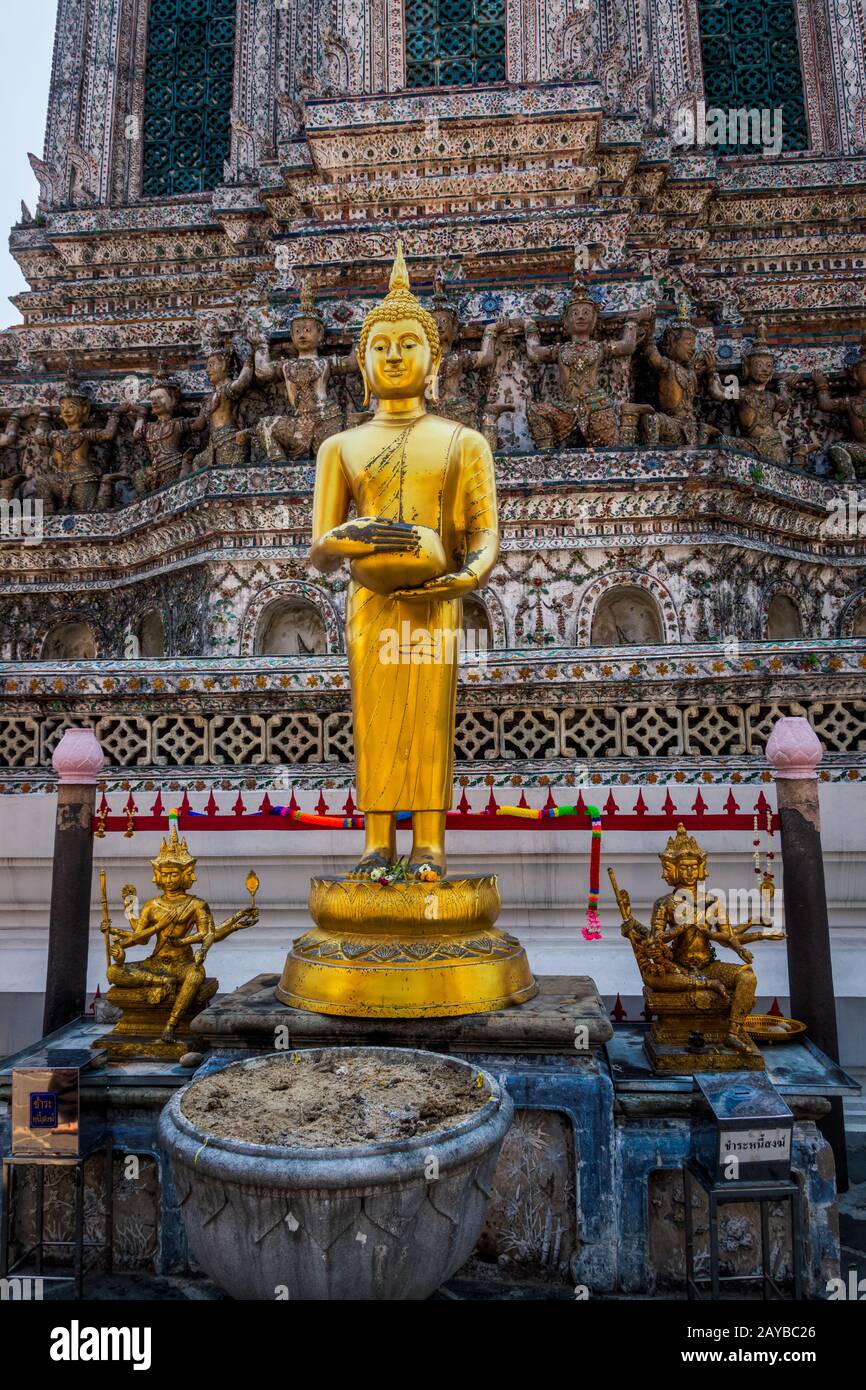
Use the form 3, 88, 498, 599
312, 414, 499, 813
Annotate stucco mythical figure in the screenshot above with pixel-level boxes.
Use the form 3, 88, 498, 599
250, 286, 359, 461
0, 410, 24, 500
30, 373, 120, 513
812, 332, 866, 480
640, 302, 715, 447
523, 274, 649, 448
130, 375, 192, 494
189, 341, 254, 470
708, 324, 793, 466
428, 269, 509, 429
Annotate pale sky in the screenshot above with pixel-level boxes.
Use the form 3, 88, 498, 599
0, 0, 58, 328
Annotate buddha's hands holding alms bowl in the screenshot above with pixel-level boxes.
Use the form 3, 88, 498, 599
390, 566, 479, 601
319, 517, 449, 596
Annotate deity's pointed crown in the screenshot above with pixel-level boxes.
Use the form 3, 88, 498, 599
670, 297, 695, 332
357, 240, 441, 363
291, 278, 324, 327
59, 362, 91, 405
659, 822, 707, 870
746, 320, 774, 364
564, 273, 598, 312
152, 822, 196, 872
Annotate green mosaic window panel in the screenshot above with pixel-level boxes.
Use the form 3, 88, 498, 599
405, 0, 506, 88
142, 0, 236, 197
696, 0, 808, 152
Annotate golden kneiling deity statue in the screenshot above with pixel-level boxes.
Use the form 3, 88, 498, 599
277, 243, 536, 1017
611, 824, 785, 1073
98, 825, 259, 1059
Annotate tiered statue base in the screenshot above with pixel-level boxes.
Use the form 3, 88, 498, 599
643, 986, 764, 1074
101, 978, 218, 1061
277, 875, 537, 1018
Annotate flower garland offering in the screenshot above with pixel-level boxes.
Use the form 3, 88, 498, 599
754, 807, 776, 924
496, 801, 603, 940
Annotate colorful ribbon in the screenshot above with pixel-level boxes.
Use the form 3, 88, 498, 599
497, 803, 603, 941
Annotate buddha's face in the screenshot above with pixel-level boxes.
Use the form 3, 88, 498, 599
364, 316, 437, 400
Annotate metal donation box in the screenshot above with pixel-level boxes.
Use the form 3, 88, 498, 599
691, 1072, 794, 1185
11, 1048, 105, 1159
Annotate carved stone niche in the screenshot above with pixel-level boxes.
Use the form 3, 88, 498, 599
255, 598, 327, 656
41, 621, 98, 660
767, 593, 803, 641
590, 586, 664, 646
138, 610, 166, 659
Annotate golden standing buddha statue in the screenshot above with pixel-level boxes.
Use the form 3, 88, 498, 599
277, 243, 536, 1017
309, 243, 498, 878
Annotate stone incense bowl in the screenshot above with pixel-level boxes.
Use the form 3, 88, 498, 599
158, 1046, 513, 1300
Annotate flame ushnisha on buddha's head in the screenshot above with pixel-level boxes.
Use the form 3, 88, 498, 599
357, 240, 441, 366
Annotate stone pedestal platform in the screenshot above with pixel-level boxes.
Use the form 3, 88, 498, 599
191, 973, 611, 1053
2, 988, 858, 1297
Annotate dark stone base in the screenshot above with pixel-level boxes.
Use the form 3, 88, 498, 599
191, 973, 613, 1054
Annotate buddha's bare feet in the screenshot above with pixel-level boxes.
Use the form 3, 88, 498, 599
348, 851, 392, 880
407, 850, 445, 881
161, 1026, 176, 1043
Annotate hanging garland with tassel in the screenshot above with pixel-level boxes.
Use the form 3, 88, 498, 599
496, 802, 603, 941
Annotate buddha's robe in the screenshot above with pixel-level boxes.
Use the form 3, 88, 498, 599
312, 413, 498, 812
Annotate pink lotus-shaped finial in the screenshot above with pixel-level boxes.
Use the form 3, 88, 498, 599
766, 716, 823, 780
52, 727, 105, 785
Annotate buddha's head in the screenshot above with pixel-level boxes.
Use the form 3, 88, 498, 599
659, 823, 708, 889
357, 241, 441, 407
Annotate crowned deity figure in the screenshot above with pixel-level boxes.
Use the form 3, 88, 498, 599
523, 273, 648, 449
812, 332, 866, 480
708, 323, 793, 465
101, 824, 259, 1056
188, 342, 254, 470
249, 285, 359, 461
641, 302, 714, 448
0, 409, 24, 501
428, 268, 509, 430
612, 824, 784, 1069
130, 374, 192, 494
31, 373, 120, 513
308, 243, 500, 879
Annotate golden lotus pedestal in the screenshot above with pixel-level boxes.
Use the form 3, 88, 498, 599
277, 875, 537, 1018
